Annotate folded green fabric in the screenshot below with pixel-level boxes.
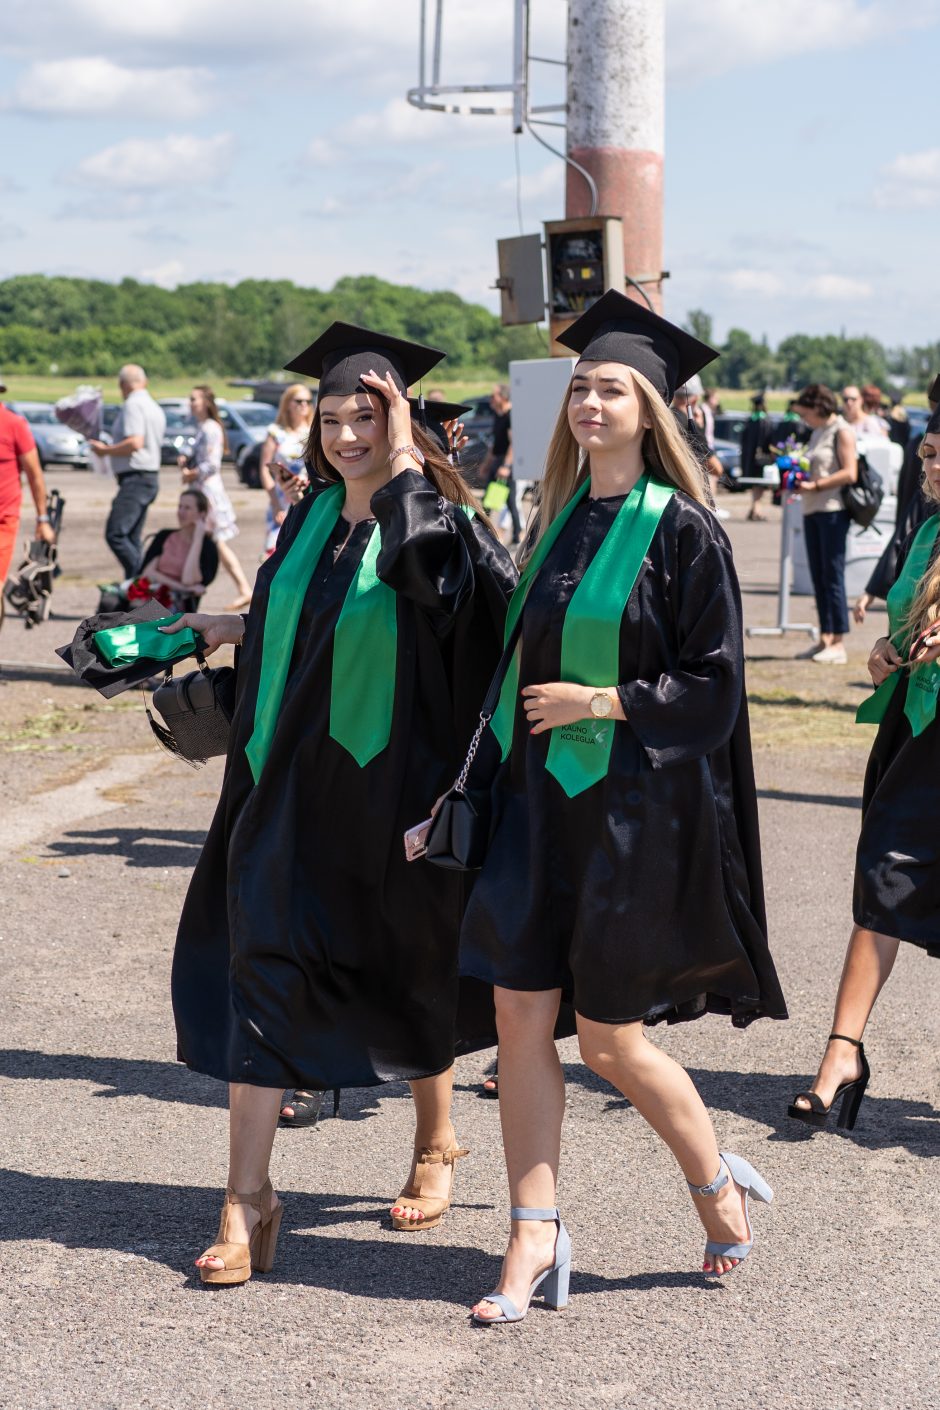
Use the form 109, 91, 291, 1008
92, 614, 200, 668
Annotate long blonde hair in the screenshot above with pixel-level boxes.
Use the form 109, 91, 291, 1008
904, 433, 940, 648
305, 400, 495, 533
522, 366, 710, 564
275, 383, 314, 430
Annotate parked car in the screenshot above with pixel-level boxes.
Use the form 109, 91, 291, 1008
217, 400, 275, 464
10, 401, 87, 469
161, 407, 197, 466
712, 436, 742, 483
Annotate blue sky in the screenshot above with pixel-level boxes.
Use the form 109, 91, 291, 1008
1, 0, 938, 348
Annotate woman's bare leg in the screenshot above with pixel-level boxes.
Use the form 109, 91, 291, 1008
392, 1066, 458, 1223
794, 925, 900, 1110
576, 1016, 752, 1275
216, 538, 252, 599
195, 1083, 282, 1270
473, 988, 565, 1320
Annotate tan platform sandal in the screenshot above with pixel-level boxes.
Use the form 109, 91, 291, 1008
197, 1178, 283, 1286
390, 1136, 469, 1232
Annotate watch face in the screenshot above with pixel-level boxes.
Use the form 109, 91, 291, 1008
592, 692, 613, 718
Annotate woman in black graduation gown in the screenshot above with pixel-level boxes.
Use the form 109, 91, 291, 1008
460, 293, 787, 1323
790, 416, 940, 1130
166, 324, 515, 1285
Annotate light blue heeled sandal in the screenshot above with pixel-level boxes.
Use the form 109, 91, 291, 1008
688, 1151, 774, 1278
471, 1207, 572, 1325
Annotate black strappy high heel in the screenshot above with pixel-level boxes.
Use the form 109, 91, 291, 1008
788, 1033, 870, 1131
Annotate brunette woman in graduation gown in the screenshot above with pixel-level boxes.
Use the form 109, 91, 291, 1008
165, 324, 515, 1285
789, 416, 940, 1131
459, 293, 787, 1323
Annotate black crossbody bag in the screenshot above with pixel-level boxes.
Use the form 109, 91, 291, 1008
423, 613, 523, 871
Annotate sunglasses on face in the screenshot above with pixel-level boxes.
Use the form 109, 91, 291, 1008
292, 397, 313, 405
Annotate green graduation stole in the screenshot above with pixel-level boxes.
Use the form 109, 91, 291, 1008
492, 472, 675, 797
245, 484, 398, 783
92, 613, 199, 668
856, 513, 940, 738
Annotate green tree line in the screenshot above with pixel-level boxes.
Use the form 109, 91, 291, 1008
0, 275, 934, 391
684, 309, 940, 395
0, 274, 544, 379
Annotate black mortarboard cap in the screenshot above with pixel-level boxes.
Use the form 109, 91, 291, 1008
556, 289, 718, 403
284, 321, 445, 399
927, 372, 940, 406
407, 396, 472, 423
408, 396, 472, 454
56, 598, 200, 698
926, 405, 940, 435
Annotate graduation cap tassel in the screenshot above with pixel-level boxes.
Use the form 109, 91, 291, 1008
141, 687, 204, 769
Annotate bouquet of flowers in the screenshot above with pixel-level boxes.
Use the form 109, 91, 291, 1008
772, 434, 810, 491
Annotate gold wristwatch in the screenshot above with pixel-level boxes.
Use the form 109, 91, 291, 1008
590, 689, 615, 719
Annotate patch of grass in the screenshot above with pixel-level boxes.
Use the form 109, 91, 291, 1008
0, 707, 85, 747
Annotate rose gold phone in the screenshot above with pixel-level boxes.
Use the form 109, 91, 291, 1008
404, 817, 433, 862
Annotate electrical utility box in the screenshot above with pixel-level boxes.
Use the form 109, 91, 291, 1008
509, 356, 577, 481
496, 234, 547, 325
544, 217, 625, 353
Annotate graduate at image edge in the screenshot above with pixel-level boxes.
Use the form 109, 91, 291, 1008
458, 291, 787, 1324
164, 322, 517, 1286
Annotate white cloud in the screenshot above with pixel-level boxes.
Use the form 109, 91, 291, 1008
808, 274, 872, 300
722, 270, 786, 298
140, 258, 185, 288
0, 221, 26, 241
71, 133, 234, 190
2, 57, 214, 119
874, 147, 940, 208
667, 0, 939, 80
498, 161, 564, 204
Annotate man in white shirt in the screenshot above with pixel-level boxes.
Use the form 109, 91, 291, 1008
89, 364, 167, 576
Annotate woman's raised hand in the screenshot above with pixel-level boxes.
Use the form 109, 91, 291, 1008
442, 418, 469, 455
867, 635, 902, 686
159, 612, 246, 656
360, 369, 414, 453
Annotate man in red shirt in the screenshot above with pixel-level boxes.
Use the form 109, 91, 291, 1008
0, 376, 55, 590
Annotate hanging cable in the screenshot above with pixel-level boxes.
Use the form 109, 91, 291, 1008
524, 117, 598, 217
513, 132, 526, 235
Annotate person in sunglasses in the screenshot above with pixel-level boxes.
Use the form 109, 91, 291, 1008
258, 384, 316, 553
165, 324, 515, 1286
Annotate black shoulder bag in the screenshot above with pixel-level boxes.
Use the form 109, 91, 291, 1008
836, 427, 884, 531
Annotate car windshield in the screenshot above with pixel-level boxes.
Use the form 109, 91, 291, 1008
19, 405, 58, 424
225, 403, 276, 427
164, 409, 195, 431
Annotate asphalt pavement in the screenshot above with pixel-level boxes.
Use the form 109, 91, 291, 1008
0, 469, 937, 1410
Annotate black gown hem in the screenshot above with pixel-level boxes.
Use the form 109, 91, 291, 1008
459, 968, 787, 1029
174, 1047, 472, 1091
851, 911, 940, 957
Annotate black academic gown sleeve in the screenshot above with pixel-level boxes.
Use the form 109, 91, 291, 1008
371, 469, 475, 617
618, 529, 742, 768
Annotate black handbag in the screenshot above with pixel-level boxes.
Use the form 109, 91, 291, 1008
835, 431, 884, 530
424, 613, 523, 872
147, 652, 236, 767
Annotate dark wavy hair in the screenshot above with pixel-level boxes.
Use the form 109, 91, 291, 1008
793, 383, 839, 418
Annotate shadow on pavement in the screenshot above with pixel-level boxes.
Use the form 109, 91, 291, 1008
756, 788, 861, 810
562, 1062, 939, 1158
45, 827, 207, 868
0, 1047, 396, 1125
